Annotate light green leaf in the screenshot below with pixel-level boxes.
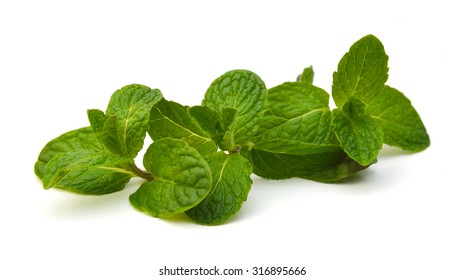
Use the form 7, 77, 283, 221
255, 82, 332, 145
42, 150, 134, 195
186, 152, 253, 225
247, 141, 367, 182
34, 127, 105, 179
297, 66, 314, 84
149, 99, 218, 156
203, 70, 267, 150
332, 98, 383, 166
104, 84, 163, 158
366, 86, 430, 151
87, 109, 107, 136
99, 115, 122, 156
332, 34, 389, 107
129, 138, 212, 218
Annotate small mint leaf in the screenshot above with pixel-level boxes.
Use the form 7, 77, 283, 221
129, 138, 212, 218
186, 152, 253, 225
105, 84, 163, 158
297, 66, 315, 84
332, 34, 389, 107
332, 98, 383, 166
188, 105, 221, 136
87, 109, 107, 136
203, 70, 267, 150
255, 82, 332, 145
149, 99, 218, 156
366, 86, 430, 151
100, 115, 124, 156
188, 105, 227, 150
220, 107, 239, 151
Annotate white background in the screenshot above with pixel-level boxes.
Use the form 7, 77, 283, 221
1, 1, 463, 279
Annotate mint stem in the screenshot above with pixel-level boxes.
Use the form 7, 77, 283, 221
130, 163, 153, 180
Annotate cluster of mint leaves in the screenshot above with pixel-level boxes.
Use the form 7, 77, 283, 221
35, 35, 430, 225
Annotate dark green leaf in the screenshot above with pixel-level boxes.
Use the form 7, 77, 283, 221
247, 141, 367, 182
188, 105, 221, 136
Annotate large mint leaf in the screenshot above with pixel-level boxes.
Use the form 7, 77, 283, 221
332, 34, 389, 107
203, 70, 267, 151
254, 82, 332, 145
247, 140, 367, 182
129, 138, 212, 218
186, 152, 253, 225
42, 150, 134, 195
366, 86, 430, 151
103, 84, 162, 158
332, 98, 383, 166
34, 127, 105, 179
149, 99, 218, 156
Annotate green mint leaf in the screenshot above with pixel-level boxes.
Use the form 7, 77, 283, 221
129, 138, 212, 218
188, 105, 221, 136
186, 152, 253, 225
203, 70, 267, 150
254, 82, 332, 145
191, 106, 247, 153
297, 66, 314, 84
87, 109, 107, 136
220, 107, 240, 151
149, 99, 218, 156
188, 105, 228, 150
104, 84, 162, 158
188, 105, 241, 152
247, 140, 367, 182
42, 150, 134, 195
332, 98, 383, 166
34, 127, 105, 179
366, 86, 430, 151
332, 34, 389, 107
254, 139, 342, 154
99, 115, 123, 155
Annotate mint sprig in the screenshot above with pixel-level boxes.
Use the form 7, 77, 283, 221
35, 34, 430, 225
